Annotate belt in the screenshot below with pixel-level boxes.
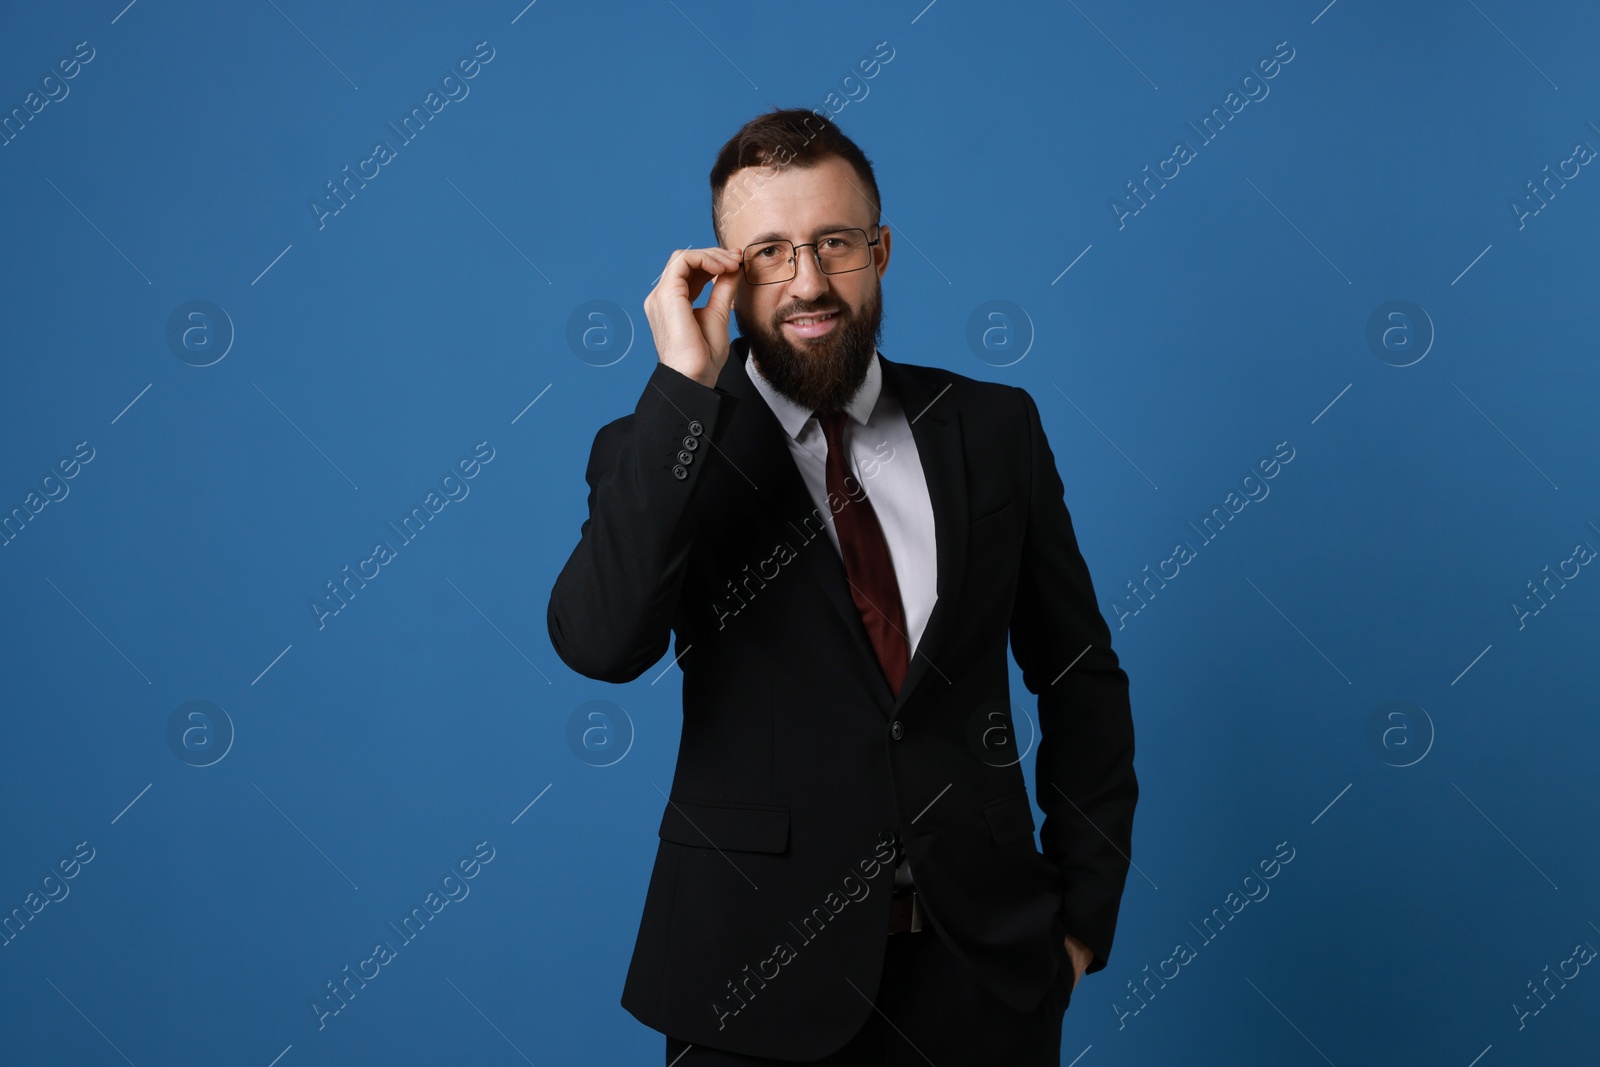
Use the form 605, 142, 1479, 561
888, 887, 923, 934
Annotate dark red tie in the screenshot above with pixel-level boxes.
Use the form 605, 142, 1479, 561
817, 410, 910, 697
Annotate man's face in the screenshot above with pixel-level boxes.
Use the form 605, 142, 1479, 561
718, 155, 891, 416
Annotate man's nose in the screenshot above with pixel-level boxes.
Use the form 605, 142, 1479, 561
786, 247, 830, 301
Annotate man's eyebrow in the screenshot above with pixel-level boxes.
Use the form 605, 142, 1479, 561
745, 223, 866, 245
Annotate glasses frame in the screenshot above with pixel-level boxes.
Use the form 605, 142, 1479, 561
739, 225, 883, 286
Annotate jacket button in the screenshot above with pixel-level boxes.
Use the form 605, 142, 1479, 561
672, 464, 688, 480
890, 721, 904, 740
677, 449, 694, 465
687, 420, 704, 437
681, 435, 699, 451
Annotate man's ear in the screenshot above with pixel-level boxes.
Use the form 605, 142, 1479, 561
875, 225, 891, 279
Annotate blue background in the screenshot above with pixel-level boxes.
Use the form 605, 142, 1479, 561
3, 1, 1597, 1064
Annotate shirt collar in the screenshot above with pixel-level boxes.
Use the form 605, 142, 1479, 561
745, 344, 883, 440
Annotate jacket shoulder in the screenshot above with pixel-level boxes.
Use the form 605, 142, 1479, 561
889, 357, 1024, 398
887, 358, 1031, 421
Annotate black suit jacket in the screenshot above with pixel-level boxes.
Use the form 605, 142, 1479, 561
546, 336, 1137, 1059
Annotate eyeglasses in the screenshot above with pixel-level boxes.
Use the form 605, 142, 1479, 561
740, 227, 882, 285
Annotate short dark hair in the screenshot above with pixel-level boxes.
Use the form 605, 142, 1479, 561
709, 108, 881, 246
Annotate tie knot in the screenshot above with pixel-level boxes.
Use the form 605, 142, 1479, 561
816, 409, 848, 449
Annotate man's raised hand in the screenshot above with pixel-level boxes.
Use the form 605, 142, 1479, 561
643, 246, 744, 389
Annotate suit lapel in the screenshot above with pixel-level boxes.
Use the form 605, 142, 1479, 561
713, 339, 968, 719
879, 353, 968, 715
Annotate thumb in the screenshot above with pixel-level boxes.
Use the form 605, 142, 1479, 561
705, 269, 739, 324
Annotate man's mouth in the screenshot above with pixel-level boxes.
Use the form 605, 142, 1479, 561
783, 310, 839, 339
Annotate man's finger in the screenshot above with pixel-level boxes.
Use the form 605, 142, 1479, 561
669, 247, 740, 281
656, 248, 739, 305
706, 267, 739, 318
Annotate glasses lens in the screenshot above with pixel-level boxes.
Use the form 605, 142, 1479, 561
817, 230, 870, 273
744, 240, 793, 283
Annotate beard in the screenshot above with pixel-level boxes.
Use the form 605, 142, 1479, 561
735, 279, 884, 416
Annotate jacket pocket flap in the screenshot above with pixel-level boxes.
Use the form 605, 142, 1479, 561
658, 798, 790, 854
982, 792, 1036, 844
969, 500, 1017, 543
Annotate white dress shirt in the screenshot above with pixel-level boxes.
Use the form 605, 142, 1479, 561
745, 346, 937, 891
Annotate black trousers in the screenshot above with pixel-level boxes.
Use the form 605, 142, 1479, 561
665, 914, 1074, 1065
